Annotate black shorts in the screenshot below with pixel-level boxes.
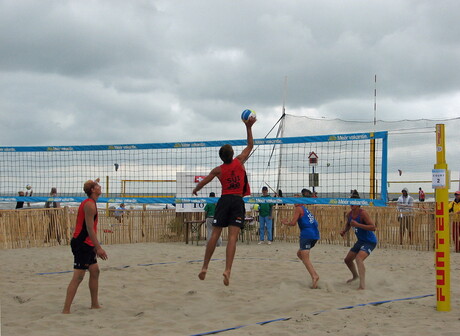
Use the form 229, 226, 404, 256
213, 195, 245, 229
71, 238, 97, 270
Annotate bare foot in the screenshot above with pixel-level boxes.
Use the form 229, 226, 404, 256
198, 269, 207, 280
311, 276, 319, 289
223, 271, 230, 286
91, 304, 102, 309
346, 276, 358, 284
62, 310, 70, 314
357, 286, 365, 290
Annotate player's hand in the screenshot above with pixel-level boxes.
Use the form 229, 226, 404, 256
192, 189, 198, 196
340, 230, 346, 237
96, 247, 108, 260
244, 116, 256, 127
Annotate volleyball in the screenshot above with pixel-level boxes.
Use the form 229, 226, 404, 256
26, 184, 32, 190
241, 109, 256, 122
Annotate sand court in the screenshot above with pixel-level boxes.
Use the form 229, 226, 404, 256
1, 242, 459, 336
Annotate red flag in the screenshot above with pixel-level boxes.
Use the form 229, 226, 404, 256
194, 176, 206, 183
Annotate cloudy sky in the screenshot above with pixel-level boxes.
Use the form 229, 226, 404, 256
1, 0, 459, 148
0, 0, 459, 200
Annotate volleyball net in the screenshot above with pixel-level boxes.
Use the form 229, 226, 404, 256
0, 131, 388, 207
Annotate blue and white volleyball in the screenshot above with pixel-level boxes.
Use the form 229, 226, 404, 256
241, 109, 256, 121
26, 184, 32, 190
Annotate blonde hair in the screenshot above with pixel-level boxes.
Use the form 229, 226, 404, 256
83, 178, 100, 197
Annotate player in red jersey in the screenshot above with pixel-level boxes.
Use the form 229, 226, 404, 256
62, 178, 108, 314
193, 115, 256, 286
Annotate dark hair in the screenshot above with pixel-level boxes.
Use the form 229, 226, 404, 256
209, 192, 215, 197
350, 189, 360, 197
277, 189, 283, 197
262, 186, 268, 191
219, 144, 234, 164
301, 188, 312, 197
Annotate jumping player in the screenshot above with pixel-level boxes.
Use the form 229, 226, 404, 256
62, 178, 108, 314
281, 194, 320, 289
193, 115, 256, 286
340, 192, 377, 290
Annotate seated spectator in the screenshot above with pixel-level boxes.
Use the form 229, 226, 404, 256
16, 191, 25, 209
45, 187, 60, 208
114, 203, 126, 222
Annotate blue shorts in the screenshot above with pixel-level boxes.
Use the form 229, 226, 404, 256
299, 238, 318, 250
350, 241, 377, 255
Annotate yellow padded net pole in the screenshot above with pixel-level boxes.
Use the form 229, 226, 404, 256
434, 124, 450, 311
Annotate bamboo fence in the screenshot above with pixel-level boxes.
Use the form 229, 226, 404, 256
1, 203, 459, 252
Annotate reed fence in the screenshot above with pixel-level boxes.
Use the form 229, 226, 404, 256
1, 203, 459, 252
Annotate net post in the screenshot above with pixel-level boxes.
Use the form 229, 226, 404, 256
105, 175, 110, 216
370, 137, 376, 199
434, 123, 450, 311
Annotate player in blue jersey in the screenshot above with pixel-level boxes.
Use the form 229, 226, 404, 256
282, 194, 320, 289
340, 192, 377, 290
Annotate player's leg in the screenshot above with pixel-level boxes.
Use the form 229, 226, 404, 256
216, 221, 223, 246
62, 269, 86, 313
223, 225, 240, 286
355, 250, 370, 290
199, 226, 223, 280
344, 250, 359, 283
297, 249, 319, 289
88, 263, 101, 309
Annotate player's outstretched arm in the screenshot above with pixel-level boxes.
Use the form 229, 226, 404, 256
237, 116, 256, 163
193, 167, 219, 195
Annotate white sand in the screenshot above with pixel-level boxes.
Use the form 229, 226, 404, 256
1, 242, 459, 336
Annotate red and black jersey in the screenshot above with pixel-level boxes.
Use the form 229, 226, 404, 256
219, 158, 251, 196
73, 198, 98, 246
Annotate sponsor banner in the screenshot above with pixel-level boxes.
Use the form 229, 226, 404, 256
0, 196, 386, 206
0, 131, 387, 152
